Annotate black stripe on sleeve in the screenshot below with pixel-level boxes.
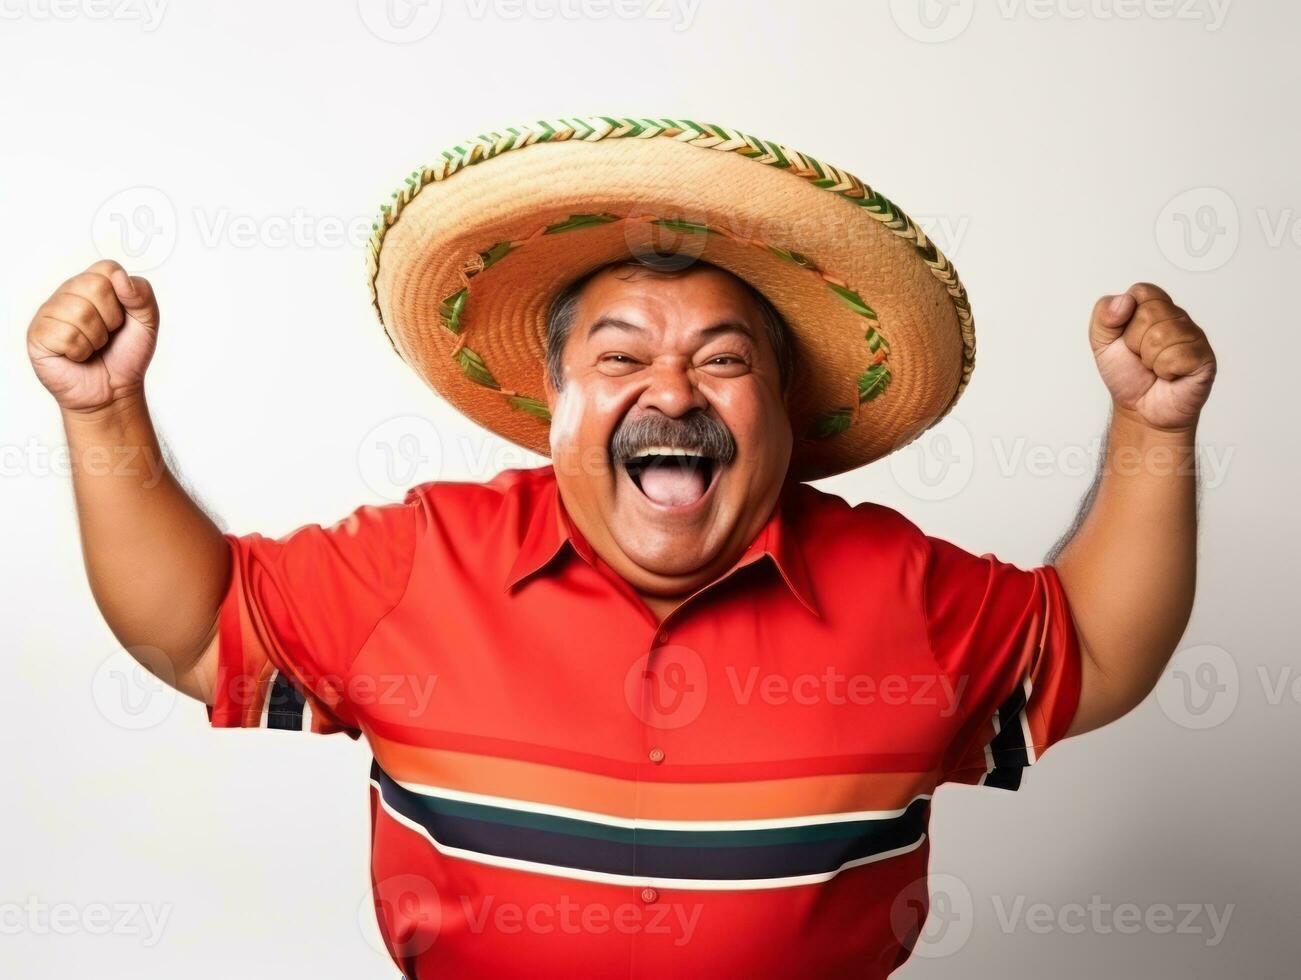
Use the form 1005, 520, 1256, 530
983, 681, 1031, 791
266, 671, 308, 731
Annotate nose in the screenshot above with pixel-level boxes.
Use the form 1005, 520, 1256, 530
636, 358, 708, 418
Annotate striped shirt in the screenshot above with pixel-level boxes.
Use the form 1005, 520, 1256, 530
209, 463, 1080, 978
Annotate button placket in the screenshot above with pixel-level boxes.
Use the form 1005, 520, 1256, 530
636, 626, 669, 914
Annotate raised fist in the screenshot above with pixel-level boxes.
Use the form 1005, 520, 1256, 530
27, 259, 160, 415
1090, 282, 1216, 431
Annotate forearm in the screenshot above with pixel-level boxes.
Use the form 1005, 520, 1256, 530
1055, 408, 1198, 714
62, 392, 230, 683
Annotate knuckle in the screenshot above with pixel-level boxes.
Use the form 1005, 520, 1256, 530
1138, 303, 1180, 328
63, 274, 103, 304
1144, 321, 1173, 348
58, 291, 97, 324
1152, 320, 1203, 354
86, 274, 118, 308
1129, 281, 1168, 299
86, 258, 124, 278
88, 271, 115, 296
56, 322, 89, 354
90, 277, 124, 323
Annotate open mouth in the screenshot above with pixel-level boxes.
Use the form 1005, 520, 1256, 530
621, 447, 720, 509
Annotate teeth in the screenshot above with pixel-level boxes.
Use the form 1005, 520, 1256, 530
632, 446, 706, 459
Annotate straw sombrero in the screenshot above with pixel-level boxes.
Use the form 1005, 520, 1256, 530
366, 117, 974, 480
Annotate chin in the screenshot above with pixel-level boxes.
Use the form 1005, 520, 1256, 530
618, 537, 717, 581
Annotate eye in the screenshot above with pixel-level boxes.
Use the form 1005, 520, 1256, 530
698, 354, 749, 374
598, 353, 642, 375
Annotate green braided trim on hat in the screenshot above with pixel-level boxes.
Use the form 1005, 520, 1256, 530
367, 116, 974, 437
431, 213, 894, 436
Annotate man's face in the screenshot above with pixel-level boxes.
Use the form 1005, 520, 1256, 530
545, 262, 794, 600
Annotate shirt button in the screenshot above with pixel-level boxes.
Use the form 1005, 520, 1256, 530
648, 747, 666, 764
641, 887, 659, 904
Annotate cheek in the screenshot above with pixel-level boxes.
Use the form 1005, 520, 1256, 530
548, 383, 586, 455
705, 379, 785, 451
549, 379, 638, 477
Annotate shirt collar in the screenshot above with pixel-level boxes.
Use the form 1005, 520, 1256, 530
503, 470, 595, 589
504, 467, 820, 618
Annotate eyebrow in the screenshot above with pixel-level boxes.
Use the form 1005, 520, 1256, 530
585, 317, 756, 343
586, 316, 645, 340
699, 320, 755, 342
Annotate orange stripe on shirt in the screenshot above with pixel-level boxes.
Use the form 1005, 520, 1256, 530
368, 733, 937, 822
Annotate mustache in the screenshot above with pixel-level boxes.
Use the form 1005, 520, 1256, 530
609, 411, 736, 466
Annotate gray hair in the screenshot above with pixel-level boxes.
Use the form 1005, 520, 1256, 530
544, 254, 797, 394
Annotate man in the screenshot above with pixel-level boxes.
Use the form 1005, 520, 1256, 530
28, 118, 1215, 977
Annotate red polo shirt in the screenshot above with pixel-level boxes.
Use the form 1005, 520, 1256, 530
209, 463, 1081, 978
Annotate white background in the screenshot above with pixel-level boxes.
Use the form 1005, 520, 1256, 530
2, 0, 1297, 976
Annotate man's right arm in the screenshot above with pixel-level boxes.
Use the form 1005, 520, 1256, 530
28, 260, 225, 705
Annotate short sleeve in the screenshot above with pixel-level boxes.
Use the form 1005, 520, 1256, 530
206, 495, 420, 737
924, 536, 1083, 792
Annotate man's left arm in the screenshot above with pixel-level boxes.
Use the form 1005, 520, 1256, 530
1053, 282, 1217, 738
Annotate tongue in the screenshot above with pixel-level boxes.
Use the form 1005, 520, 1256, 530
639, 462, 708, 507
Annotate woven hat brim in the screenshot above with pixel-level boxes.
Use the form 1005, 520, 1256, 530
369, 118, 974, 481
